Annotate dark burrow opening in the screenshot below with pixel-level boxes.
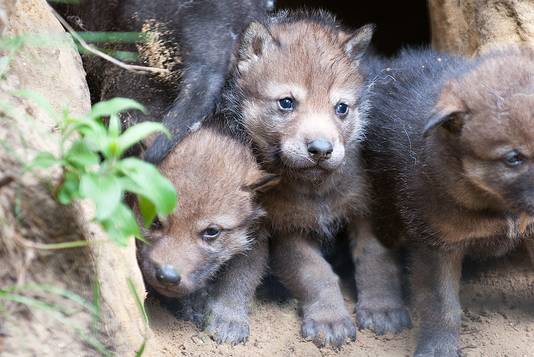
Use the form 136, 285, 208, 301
277, 0, 430, 56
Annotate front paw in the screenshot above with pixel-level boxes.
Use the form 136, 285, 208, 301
203, 304, 250, 345
177, 301, 205, 328
414, 333, 459, 357
356, 304, 412, 335
301, 309, 356, 348
174, 293, 207, 328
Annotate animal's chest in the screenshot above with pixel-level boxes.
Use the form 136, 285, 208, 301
261, 186, 356, 239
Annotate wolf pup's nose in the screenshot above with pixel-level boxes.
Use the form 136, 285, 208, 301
155, 264, 181, 285
307, 139, 333, 161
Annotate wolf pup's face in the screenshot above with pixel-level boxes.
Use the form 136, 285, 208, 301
139, 129, 277, 298
424, 47, 534, 215
235, 17, 374, 180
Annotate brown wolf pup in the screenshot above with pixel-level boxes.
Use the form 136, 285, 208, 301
363, 46, 534, 356
222, 11, 411, 347
138, 127, 278, 345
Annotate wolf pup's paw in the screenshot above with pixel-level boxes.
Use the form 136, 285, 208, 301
355, 304, 412, 335
203, 303, 250, 345
174, 292, 207, 328
301, 308, 356, 348
414, 333, 459, 357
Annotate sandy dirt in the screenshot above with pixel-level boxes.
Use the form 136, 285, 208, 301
147, 248, 534, 357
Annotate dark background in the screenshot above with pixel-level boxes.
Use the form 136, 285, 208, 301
277, 0, 430, 55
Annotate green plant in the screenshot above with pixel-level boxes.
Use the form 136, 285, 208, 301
29, 97, 177, 246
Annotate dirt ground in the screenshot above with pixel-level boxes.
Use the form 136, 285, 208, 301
147, 248, 534, 357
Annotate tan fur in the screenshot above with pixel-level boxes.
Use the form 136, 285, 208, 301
236, 17, 371, 238
137, 127, 278, 344
138, 127, 268, 297
233, 14, 410, 346
239, 22, 367, 173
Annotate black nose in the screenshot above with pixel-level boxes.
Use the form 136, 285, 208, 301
307, 139, 333, 160
155, 264, 181, 285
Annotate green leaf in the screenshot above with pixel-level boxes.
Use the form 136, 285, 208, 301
82, 131, 111, 159
100, 203, 141, 246
64, 140, 99, 169
87, 98, 145, 121
57, 172, 80, 204
118, 158, 177, 216
29, 152, 59, 169
108, 114, 121, 138
138, 195, 157, 228
79, 173, 122, 220
117, 122, 170, 154
102, 139, 121, 160
67, 116, 106, 137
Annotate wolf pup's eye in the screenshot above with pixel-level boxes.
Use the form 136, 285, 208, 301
278, 97, 294, 112
151, 217, 163, 230
503, 150, 525, 167
201, 225, 222, 241
335, 102, 349, 118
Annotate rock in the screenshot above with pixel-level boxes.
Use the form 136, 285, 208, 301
429, 0, 534, 55
0, 1, 155, 356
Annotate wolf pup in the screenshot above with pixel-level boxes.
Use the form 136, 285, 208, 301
54, 0, 274, 162
222, 11, 411, 347
363, 46, 534, 357
138, 127, 278, 345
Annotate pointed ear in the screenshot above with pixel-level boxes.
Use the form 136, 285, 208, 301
424, 83, 468, 137
423, 110, 467, 137
238, 22, 277, 72
244, 171, 280, 193
343, 23, 375, 62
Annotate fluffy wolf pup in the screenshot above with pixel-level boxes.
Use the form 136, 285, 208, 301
222, 11, 411, 347
138, 127, 278, 345
363, 46, 534, 357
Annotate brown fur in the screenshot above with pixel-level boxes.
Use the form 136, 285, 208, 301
138, 127, 277, 344
416, 48, 534, 355
363, 45, 534, 356
417, 47, 534, 254
228, 11, 410, 347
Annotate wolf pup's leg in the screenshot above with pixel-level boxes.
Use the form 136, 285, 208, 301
204, 237, 268, 345
143, 27, 235, 165
271, 233, 356, 348
351, 219, 411, 335
412, 244, 464, 357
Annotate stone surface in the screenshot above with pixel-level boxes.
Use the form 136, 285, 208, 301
0, 1, 153, 355
429, 0, 534, 55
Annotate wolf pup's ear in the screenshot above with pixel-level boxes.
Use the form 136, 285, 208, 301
244, 172, 281, 193
238, 22, 277, 72
424, 84, 468, 137
423, 110, 467, 137
343, 23, 375, 62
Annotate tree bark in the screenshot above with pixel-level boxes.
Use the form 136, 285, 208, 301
429, 0, 534, 55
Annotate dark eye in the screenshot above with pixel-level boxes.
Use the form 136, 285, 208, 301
503, 150, 525, 167
151, 217, 163, 230
201, 226, 222, 241
278, 97, 294, 112
335, 102, 349, 117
